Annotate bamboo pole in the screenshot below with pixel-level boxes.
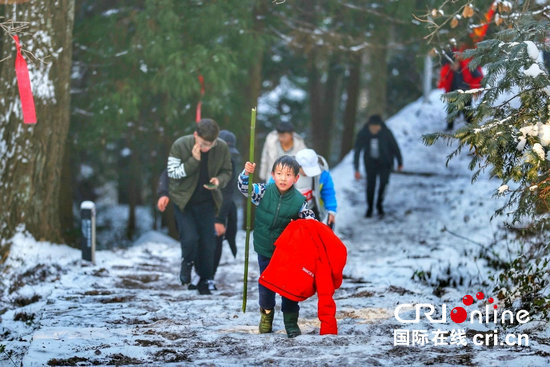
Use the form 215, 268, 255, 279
242, 107, 256, 313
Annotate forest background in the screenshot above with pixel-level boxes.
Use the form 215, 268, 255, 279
0, 0, 437, 249
0, 0, 548, 265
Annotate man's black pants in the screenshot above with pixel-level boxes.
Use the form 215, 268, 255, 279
174, 202, 216, 281
365, 160, 391, 212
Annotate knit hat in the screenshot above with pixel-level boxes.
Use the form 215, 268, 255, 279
295, 149, 322, 177
218, 130, 236, 147
276, 121, 295, 133
367, 114, 383, 126
218, 129, 239, 156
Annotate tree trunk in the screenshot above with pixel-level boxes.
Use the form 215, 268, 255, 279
243, 1, 267, 168
366, 30, 388, 117
308, 52, 323, 151
340, 53, 362, 160
0, 0, 75, 260
309, 55, 344, 160
423, 53, 433, 102
126, 143, 142, 240
318, 57, 343, 160
59, 138, 76, 245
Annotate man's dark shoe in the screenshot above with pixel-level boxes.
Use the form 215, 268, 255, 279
179, 260, 193, 285
208, 280, 217, 291
365, 208, 373, 218
283, 312, 301, 338
197, 279, 212, 295
188, 283, 197, 290
377, 204, 385, 216
259, 308, 274, 334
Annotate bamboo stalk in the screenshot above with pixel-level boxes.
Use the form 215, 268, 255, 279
242, 107, 256, 313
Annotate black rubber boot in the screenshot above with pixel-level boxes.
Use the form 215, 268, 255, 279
259, 308, 274, 334
283, 312, 301, 338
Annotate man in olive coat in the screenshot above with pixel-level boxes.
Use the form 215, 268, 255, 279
167, 118, 232, 295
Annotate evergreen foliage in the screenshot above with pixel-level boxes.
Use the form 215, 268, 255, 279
421, 0, 550, 319
423, 1, 550, 226
71, 0, 261, 229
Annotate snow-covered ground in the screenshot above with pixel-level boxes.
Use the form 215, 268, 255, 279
1, 90, 549, 366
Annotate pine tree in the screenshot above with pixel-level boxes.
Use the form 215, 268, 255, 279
421, 0, 550, 319
71, 0, 261, 239
423, 0, 550, 227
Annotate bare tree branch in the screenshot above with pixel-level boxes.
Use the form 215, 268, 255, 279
0, 17, 48, 64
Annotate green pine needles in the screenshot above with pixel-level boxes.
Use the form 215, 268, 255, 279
423, 1, 550, 321
424, 7, 550, 227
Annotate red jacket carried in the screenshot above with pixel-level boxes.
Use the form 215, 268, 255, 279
259, 219, 347, 335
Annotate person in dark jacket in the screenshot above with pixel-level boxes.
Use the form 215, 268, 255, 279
212, 130, 240, 279
353, 115, 403, 218
157, 169, 170, 212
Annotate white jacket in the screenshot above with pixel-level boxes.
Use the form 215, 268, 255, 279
259, 130, 307, 181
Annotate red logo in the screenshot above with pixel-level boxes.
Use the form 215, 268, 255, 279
450, 291, 497, 323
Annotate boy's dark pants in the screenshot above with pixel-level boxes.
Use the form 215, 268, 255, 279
365, 160, 391, 211
257, 254, 299, 313
174, 202, 216, 280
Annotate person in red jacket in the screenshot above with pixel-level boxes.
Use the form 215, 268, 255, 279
438, 50, 483, 131
438, 2, 494, 131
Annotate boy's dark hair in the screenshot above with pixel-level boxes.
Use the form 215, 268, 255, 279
196, 118, 219, 142
271, 155, 300, 175
367, 114, 383, 126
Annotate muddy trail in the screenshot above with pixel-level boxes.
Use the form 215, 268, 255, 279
3, 175, 549, 366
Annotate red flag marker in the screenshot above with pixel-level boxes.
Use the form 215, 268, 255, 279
195, 100, 202, 122
195, 74, 205, 123
12, 35, 36, 124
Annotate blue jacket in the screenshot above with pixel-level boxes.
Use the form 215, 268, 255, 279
316, 169, 337, 219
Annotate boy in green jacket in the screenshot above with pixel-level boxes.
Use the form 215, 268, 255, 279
238, 155, 315, 338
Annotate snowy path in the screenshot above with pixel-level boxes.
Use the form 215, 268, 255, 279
2, 92, 549, 366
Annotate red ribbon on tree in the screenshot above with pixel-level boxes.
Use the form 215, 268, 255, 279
12, 35, 37, 124
195, 74, 205, 123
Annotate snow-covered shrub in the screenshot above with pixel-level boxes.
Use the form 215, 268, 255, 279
490, 229, 550, 322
